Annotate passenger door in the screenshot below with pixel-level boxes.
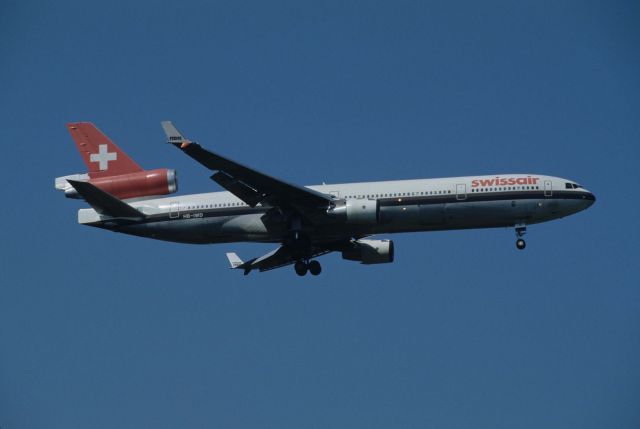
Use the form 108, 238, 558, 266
456, 183, 467, 201
169, 201, 180, 219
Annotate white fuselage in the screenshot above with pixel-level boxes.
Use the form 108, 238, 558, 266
78, 174, 595, 244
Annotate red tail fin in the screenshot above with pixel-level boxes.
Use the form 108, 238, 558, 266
67, 122, 143, 178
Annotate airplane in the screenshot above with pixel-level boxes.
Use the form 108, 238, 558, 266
55, 122, 596, 276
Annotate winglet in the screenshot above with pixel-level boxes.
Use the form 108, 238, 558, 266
161, 121, 192, 148
226, 252, 244, 269
225, 252, 254, 275
67, 180, 145, 220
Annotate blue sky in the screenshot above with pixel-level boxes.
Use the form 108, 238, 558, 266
1, 1, 639, 427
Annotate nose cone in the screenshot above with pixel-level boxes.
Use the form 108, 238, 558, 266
581, 191, 596, 211
586, 191, 596, 203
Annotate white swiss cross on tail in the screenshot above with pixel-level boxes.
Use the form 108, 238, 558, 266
90, 144, 117, 170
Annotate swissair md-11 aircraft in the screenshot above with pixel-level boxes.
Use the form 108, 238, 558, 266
55, 122, 595, 276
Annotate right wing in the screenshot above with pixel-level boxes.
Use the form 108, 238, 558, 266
226, 245, 335, 275
161, 121, 333, 210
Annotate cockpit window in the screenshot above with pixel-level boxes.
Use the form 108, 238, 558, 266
565, 183, 582, 189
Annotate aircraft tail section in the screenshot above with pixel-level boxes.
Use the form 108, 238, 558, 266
67, 180, 145, 220
67, 122, 143, 178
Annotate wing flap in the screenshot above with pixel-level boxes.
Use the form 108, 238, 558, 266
211, 171, 263, 207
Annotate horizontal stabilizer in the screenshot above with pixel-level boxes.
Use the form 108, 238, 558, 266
67, 180, 145, 220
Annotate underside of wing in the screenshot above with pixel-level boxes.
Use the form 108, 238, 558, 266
161, 121, 332, 211
227, 243, 343, 274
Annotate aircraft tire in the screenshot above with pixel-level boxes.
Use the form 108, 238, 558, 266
294, 261, 308, 276
516, 239, 526, 250
308, 260, 322, 276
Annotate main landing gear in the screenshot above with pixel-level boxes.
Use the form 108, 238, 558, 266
515, 223, 527, 250
294, 260, 322, 276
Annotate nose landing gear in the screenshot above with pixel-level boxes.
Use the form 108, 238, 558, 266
515, 223, 527, 250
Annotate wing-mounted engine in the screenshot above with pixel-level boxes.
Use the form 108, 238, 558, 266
327, 198, 379, 223
342, 239, 394, 264
55, 168, 177, 200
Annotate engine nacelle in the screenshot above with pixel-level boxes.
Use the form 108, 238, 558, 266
56, 168, 178, 200
327, 198, 378, 224
342, 239, 394, 264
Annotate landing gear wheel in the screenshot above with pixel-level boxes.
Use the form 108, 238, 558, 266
294, 261, 308, 276
516, 238, 526, 250
308, 260, 322, 276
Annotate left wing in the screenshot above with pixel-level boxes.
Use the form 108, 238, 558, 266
161, 121, 332, 210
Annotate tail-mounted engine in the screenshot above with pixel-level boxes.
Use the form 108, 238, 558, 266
327, 198, 379, 224
55, 168, 178, 200
342, 239, 394, 264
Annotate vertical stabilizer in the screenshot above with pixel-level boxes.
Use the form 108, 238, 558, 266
67, 122, 143, 178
